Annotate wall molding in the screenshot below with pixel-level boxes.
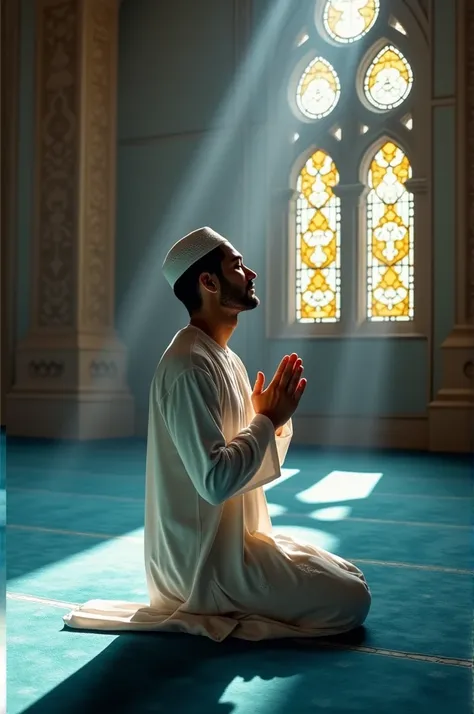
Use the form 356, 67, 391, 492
118, 124, 269, 148
431, 96, 455, 106
118, 127, 224, 147
134, 408, 428, 450
287, 415, 428, 450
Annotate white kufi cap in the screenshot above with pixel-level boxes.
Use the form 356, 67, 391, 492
162, 226, 228, 288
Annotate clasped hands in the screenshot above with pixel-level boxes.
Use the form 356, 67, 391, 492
251, 353, 307, 432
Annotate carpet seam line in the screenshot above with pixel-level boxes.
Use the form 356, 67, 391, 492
6, 592, 472, 669
7, 486, 474, 504
6, 513, 473, 531
6, 525, 474, 574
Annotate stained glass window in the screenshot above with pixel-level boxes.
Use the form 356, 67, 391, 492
283, 3, 422, 332
364, 45, 413, 110
366, 141, 414, 322
323, 0, 380, 44
296, 150, 341, 322
296, 57, 341, 119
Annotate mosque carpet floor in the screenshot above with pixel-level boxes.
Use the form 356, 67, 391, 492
3, 435, 473, 713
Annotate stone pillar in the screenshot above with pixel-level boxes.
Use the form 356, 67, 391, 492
1, 0, 20, 427
332, 182, 365, 328
6, 0, 134, 439
428, 0, 474, 452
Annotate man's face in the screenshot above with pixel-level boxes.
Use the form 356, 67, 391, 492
217, 242, 259, 312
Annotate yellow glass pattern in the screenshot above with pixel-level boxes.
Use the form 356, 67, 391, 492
296, 57, 340, 119
364, 44, 413, 110
323, 0, 379, 44
296, 150, 341, 322
366, 141, 414, 321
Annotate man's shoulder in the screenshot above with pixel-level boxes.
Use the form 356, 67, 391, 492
153, 328, 217, 395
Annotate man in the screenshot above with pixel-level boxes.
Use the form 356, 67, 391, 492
64, 227, 370, 640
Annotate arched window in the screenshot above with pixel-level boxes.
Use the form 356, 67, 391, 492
268, 0, 429, 338
366, 141, 414, 322
296, 149, 341, 323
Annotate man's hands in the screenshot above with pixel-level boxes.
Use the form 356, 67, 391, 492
251, 353, 307, 431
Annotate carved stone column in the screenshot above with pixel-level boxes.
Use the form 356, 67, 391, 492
1, 0, 20, 427
6, 0, 134, 439
428, 0, 474, 452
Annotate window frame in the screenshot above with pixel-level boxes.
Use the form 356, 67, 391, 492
265, 0, 431, 341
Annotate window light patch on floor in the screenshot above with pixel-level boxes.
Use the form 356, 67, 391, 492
296, 471, 383, 504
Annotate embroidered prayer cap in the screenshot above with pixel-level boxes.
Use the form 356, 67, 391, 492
162, 226, 229, 288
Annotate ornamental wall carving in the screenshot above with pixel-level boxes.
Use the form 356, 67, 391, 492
37, 0, 77, 328
82, 0, 116, 330
36, 0, 117, 331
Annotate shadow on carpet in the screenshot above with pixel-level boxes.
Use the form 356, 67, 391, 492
20, 627, 471, 714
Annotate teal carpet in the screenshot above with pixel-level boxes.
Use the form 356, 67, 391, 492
5, 438, 474, 713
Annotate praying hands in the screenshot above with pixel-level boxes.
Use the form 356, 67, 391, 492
251, 353, 307, 431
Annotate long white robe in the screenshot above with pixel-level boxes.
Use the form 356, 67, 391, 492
64, 325, 370, 640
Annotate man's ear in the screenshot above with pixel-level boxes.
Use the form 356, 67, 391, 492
200, 273, 217, 292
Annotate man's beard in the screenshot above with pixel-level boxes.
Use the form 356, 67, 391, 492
219, 276, 259, 311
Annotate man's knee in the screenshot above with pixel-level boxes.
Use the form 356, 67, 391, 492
347, 577, 371, 627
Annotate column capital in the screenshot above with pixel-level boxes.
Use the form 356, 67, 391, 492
404, 177, 428, 195
332, 182, 366, 200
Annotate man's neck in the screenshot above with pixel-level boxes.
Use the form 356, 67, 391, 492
189, 313, 237, 349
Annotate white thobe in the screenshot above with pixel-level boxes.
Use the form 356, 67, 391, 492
64, 325, 370, 640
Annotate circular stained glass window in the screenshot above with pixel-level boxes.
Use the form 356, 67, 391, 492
296, 56, 341, 120
322, 0, 380, 44
364, 44, 413, 110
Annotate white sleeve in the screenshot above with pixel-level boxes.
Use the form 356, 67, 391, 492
232, 419, 293, 496
275, 419, 293, 465
159, 368, 277, 505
